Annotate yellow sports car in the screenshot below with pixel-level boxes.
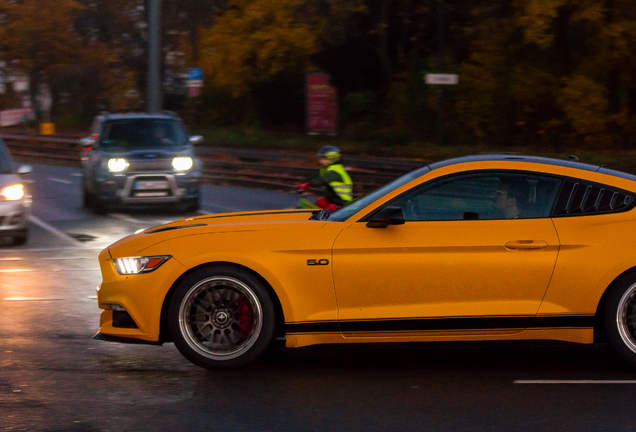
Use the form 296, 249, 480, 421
96, 155, 636, 370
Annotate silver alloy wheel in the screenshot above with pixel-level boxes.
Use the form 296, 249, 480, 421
178, 276, 263, 361
616, 281, 636, 354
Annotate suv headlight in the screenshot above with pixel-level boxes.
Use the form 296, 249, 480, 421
108, 158, 129, 172
1, 184, 24, 201
113, 256, 171, 275
172, 157, 193, 171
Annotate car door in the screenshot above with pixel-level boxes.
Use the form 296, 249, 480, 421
332, 171, 562, 334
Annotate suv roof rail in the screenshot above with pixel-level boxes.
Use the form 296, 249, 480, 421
160, 110, 178, 118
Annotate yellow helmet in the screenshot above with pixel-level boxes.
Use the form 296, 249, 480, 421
318, 146, 340, 163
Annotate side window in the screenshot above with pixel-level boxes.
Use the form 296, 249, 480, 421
391, 172, 561, 221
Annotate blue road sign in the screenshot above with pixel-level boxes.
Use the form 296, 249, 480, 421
187, 68, 203, 81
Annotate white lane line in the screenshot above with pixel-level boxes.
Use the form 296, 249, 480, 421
43, 257, 86, 260
109, 213, 145, 224
514, 380, 636, 384
3, 297, 63, 301
0, 269, 33, 273
87, 295, 97, 299
0, 247, 103, 253
48, 178, 73, 185
29, 216, 86, 247
0, 257, 23, 261
51, 268, 101, 272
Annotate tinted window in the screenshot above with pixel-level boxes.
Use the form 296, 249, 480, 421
390, 172, 561, 221
99, 119, 188, 148
329, 166, 430, 222
0, 139, 14, 173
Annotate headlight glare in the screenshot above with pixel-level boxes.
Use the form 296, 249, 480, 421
108, 158, 129, 172
1, 184, 24, 201
113, 255, 170, 275
172, 157, 193, 171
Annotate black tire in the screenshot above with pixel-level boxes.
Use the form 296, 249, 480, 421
168, 265, 276, 370
82, 185, 93, 209
603, 271, 636, 366
183, 197, 200, 213
92, 196, 109, 215
12, 231, 28, 246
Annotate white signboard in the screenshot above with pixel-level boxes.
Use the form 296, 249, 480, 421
425, 74, 459, 85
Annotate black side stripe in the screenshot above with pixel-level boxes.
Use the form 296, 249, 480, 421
286, 315, 595, 334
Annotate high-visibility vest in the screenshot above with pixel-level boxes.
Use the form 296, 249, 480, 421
321, 163, 353, 202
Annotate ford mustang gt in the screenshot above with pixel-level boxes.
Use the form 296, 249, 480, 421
95, 154, 636, 369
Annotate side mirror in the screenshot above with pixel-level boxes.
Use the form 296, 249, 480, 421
81, 137, 96, 150
189, 135, 203, 145
366, 206, 405, 228
17, 165, 32, 175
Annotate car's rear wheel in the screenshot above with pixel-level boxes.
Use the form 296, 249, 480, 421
603, 272, 636, 366
12, 230, 28, 246
168, 265, 276, 370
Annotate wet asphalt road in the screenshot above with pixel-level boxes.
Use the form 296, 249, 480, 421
2, 165, 636, 431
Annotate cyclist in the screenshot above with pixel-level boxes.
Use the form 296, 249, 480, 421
298, 146, 353, 210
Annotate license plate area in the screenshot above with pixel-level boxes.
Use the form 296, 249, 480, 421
135, 180, 169, 190
133, 178, 171, 197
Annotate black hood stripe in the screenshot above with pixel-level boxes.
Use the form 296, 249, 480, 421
286, 315, 595, 334
198, 209, 314, 221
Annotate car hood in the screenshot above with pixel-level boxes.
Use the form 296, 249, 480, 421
99, 146, 193, 159
107, 209, 323, 257
0, 173, 21, 189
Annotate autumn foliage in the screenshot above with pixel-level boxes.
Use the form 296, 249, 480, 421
1, 0, 636, 148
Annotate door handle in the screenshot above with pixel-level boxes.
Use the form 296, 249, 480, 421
504, 240, 548, 250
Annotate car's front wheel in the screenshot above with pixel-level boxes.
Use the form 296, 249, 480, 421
603, 271, 636, 366
168, 265, 276, 370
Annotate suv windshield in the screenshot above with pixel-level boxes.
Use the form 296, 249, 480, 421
99, 119, 188, 148
0, 139, 14, 173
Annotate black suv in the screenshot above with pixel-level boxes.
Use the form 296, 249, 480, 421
81, 112, 202, 214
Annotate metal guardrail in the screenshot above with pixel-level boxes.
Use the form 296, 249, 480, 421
0, 133, 428, 194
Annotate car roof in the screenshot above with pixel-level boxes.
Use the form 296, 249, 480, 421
428, 154, 636, 183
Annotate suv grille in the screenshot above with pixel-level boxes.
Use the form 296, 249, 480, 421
128, 159, 172, 172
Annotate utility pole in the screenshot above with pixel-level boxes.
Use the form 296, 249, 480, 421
147, 0, 161, 113
436, 0, 445, 146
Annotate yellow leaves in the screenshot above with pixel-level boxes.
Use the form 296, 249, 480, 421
558, 75, 608, 136
515, 0, 565, 47
200, 0, 318, 97
1, 0, 85, 73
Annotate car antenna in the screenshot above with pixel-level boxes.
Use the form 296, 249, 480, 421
568, 155, 579, 161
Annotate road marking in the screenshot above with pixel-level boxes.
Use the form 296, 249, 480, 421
42, 257, 86, 260
87, 295, 97, 299
109, 213, 145, 224
51, 268, 101, 272
0, 247, 103, 253
3, 297, 63, 301
48, 178, 73, 185
0, 257, 23, 261
29, 216, 86, 247
0, 269, 33, 273
514, 380, 636, 384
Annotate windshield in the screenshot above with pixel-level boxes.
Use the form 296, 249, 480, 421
0, 139, 14, 173
99, 119, 188, 148
329, 166, 430, 222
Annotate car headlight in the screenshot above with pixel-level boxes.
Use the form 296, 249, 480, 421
1, 184, 24, 201
108, 158, 129, 172
113, 256, 171, 275
172, 157, 193, 171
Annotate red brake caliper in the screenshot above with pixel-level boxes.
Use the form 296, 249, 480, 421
236, 297, 252, 339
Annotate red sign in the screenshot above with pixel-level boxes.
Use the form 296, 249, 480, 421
307, 74, 338, 135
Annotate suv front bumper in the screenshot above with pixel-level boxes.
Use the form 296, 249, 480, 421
96, 171, 200, 205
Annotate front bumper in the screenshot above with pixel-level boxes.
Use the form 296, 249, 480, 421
0, 198, 31, 234
96, 247, 187, 342
95, 171, 200, 205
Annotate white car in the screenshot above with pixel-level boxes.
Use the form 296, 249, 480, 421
0, 138, 31, 245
